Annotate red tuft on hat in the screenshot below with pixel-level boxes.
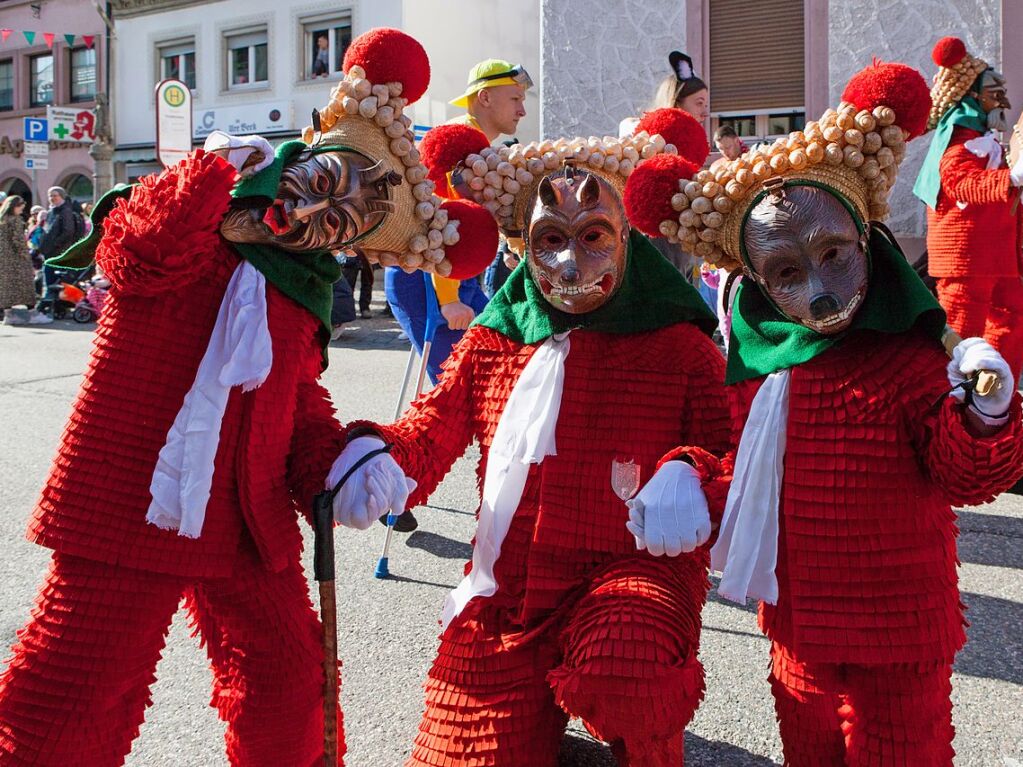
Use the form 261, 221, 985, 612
841, 60, 931, 139
343, 28, 430, 104
635, 108, 710, 166
932, 36, 967, 68
440, 200, 499, 280
419, 124, 491, 195
622, 154, 702, 237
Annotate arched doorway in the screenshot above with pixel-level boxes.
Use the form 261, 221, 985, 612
61, 173, 94, 206
0, 177, 33, 209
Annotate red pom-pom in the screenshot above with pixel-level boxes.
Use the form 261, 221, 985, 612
419, 124, 491, 194
342, 28, 430, 104
440, 200, 499, 280
932, 36, 967, 68
635, 108, 710, 166
622, 154, 700, 237
841, 61, 930, 139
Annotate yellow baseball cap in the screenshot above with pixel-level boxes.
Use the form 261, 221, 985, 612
449, 59, 533, 108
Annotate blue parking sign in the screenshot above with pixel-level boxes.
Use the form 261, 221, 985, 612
24, 118, 48, 142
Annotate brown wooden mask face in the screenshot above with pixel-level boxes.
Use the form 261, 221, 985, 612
743, 185, 869, 335
525, 171, 629, 315
220, 150, 401, 253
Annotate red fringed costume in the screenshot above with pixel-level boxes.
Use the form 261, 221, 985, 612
699, 331, 1023, 765
0, 153, 346, 766
353, 316, 730, 767
926, 126, 1023, 374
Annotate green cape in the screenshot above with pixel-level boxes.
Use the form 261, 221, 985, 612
912, 96, 988, 210
474, 229, 718, 344
49, 142, 340, 349
726, 224, 945, 384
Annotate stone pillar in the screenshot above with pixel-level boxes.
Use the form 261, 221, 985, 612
89, 93, 115, 200
540, 0, 686, 139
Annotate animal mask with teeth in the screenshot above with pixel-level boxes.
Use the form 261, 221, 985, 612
525, 169, 629, 315
743, 184, 869, 336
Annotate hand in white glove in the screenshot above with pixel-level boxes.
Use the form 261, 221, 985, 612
326, 436, 417, 530
203, 130, 275, 177
948, 337, 1014, 422
625, 461, 710, 557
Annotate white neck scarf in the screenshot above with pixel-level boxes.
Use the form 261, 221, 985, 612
146, 261, 273, 538
442, 333, 571, 628
710, 368, 790, 604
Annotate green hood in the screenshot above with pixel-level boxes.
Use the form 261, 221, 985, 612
474, 229, 718, 344
912, 96, 988, 210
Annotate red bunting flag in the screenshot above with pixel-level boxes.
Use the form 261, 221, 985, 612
23, 31, 35, 45
82, 35, 95, 49
64, 34, 76, 47
1, 29, 11, 43
43, 32, 55, 48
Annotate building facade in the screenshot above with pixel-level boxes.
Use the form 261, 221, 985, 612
539, 0, 1020, 245
0, 0, 106, 208
110, 0, 540, 182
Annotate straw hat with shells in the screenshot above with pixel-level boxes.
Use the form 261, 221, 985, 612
302, 28, 496, 279
418, 108, 711, 249
623, 61, 932, 272
926, 36, 989, 131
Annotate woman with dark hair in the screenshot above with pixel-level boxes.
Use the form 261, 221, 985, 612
0, 195, 46, 323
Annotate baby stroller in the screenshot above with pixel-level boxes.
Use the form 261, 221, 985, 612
72, 277, 110, 323
37, 265, 94, 320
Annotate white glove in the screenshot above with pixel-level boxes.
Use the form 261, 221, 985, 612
948, 337, 1014, 423
625, 461, 711, 557
203, 130, 274, 177
1010, 154, 1023, 187
326, 436, 417, 530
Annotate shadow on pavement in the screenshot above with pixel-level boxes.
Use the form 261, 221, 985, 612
707, 580, 758, 614
558, 731, 777, 766
956, 510, 1023, 569
405, 530, 473, 561
378, 573, 456, 590
956, 591, 1023, 685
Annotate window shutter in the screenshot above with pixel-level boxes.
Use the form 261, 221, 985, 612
709, 0, 805, 112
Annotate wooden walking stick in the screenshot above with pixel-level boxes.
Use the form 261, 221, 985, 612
312, 443, 394, 764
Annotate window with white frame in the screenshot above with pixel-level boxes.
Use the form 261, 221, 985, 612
30, 53, 54, 107
69, 47, 97, 103
226, 30, 268, 89
0, 60, 12, 111
160, 40, 195, 90
304, 14, 352, 80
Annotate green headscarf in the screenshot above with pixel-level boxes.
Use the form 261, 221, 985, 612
912, 96, 988, 210
726, 182, 945, 384
474, 229, 718, 344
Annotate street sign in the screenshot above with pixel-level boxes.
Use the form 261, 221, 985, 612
47, 106, 96, 143
156, 78, 193, 168
23, 141, 49, 157
25, 157, 49, 170
24, 117, 48, 142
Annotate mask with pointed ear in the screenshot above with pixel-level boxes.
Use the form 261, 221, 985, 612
743, 185, 869, 335
220, 149, 402, 253
525, 168, 629, 314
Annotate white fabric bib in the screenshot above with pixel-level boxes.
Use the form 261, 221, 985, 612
442, 333, 570, 628
710, 368, 790, 604
147, 261, 273, 538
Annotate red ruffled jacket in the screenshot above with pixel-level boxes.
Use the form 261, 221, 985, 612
27, 152, 345, 577
352, 323, 732, 624
926, 126, 1023, 277
695, 330, 1023, 665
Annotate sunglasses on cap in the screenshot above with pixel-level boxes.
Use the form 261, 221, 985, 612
471, 65, 533, 90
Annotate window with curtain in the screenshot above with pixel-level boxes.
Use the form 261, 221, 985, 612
70, 47, 97, 103
226, 30, 268, 89
160, 41, 196, 90
30, 54, 54, 107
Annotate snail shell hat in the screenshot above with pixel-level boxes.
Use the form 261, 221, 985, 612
417, 107, 711, 242
623, 60, 932, 271
303, 28, 496, 278
927, 36, 989, 131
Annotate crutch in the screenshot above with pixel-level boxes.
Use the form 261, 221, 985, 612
376, 272, 444, 579
312, 444, 392, 763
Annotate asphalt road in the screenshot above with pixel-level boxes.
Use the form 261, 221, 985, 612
1, 295, 1021, 766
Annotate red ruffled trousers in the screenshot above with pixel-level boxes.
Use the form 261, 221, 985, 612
0, 551, 339, 767
407, 555, 708, 767
769, 642, 954, 767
